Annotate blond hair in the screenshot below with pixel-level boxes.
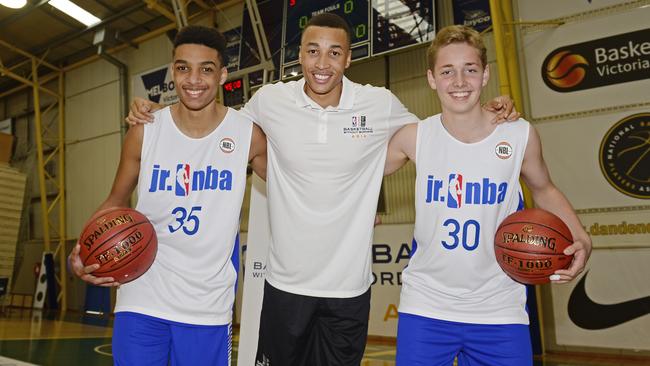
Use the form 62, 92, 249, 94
427, 25, 487, 70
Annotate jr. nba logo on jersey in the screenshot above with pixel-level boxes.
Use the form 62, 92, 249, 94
148, 164, 233, 196
426, 173, 508, 208
447, 174, 463, 208
175, 164, 191, 196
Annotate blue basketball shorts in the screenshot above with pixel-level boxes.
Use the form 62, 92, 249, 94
396, 312, 532, 366
112, 312, 232, 366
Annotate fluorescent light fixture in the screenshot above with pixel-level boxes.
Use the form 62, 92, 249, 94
0, 0, 27, 9
49, 0, 101, 27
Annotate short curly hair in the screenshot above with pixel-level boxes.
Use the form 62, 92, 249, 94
173, 25, 228, 67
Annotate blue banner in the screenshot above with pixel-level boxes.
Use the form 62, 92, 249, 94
453, 0, 492, 32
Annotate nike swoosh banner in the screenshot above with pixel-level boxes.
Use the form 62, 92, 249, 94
550, 250, 650, 350
568, 271, 650, 330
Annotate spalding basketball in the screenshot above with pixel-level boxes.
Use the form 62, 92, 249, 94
494, 208, 573, 285
79, 207, 157, 284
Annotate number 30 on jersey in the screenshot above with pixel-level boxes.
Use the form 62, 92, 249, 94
442, 218, 480, 251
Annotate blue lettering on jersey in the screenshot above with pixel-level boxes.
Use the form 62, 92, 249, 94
425, 174, 508, 208
148, 164, 233, 196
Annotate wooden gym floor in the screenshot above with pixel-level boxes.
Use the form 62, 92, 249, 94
0, 308, 649, 366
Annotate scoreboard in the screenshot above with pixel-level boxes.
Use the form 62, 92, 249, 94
222, 78, 245, 107
283, 0, 370, 65
281, 0, 435, 78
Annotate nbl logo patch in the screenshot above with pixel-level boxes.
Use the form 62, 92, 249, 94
495, 141, 513, 159
220, 138, 235, 153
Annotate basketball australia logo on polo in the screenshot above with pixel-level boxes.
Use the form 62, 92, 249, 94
541, 28, 650, 92
148, 164, 233, 196
343, 114, 373, 138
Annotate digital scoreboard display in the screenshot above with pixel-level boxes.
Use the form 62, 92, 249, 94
281, 0, 435, 78
222, 78, 245, 107
283, 0, 369, 65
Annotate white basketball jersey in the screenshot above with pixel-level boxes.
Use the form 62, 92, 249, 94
399, 115, 531, 325
114, 106, 252, 325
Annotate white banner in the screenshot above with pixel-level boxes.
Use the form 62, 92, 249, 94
368, 224, 414, 337
132, 65, 178, 106
535, 108, 650, 210
237, 175, 270, 366
522, 7, 650, 118
550, 247, 650, 350
517, 0, 625, 21
0, 118, 11, 134
581, 210, 650, 248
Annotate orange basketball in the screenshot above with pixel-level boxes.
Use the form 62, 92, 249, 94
79, 207, 157, 284
494, 208, 573, 285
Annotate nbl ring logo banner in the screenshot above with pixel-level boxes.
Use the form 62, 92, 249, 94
541, 28, 650, 93
599, 113, 650, 199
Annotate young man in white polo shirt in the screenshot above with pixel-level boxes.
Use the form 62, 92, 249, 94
126, 14, 518, 366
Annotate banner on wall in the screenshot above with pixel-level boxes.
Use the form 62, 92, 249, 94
132, 65, 178, 106
0, 118, 11, 134
224, 27, 242, 73
368, 224, 414, 337
522, 7, 650, 118
518, 0, 625, 22
535, 109, 650, 210
550, 244, 650, 350
237, 175, 270, 366
452, 0, 492, 32
598, 113, 650, 200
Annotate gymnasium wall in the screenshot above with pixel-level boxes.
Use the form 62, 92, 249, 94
2, 0, 647, 357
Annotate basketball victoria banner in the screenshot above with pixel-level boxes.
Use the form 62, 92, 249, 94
522, 7, 650, 118
132, 65, 178, 106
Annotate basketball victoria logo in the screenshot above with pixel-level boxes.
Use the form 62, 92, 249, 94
541, 29, 650, 93
599, 113, 650, 199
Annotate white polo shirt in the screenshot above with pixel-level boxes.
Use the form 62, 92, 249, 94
241, 77, 416, 298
